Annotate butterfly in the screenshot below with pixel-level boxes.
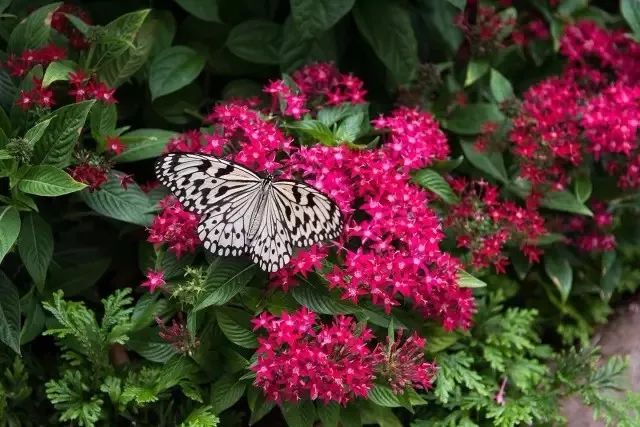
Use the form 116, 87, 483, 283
155, 153, 343, 272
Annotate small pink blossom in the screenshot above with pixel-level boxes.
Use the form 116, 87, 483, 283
141, 269, 166, 293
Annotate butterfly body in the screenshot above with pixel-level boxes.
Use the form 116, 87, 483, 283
155, 153, 343, 272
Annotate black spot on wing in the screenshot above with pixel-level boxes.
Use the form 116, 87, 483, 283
214, 164, 235, 178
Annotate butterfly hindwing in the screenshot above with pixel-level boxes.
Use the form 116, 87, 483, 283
155, 153, 262, 214
271, 181, 343, 248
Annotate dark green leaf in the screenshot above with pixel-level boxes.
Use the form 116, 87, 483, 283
248, 386, 275, 425
317, 103, 369, 127
368, 385, 403, 407
444, 104, 505, 135
8, 3, 59, 53
574, 174, 592, 204
98, 18, 155, 88
17, 166, 86, 196
290, 0, 355, 39
128, 328, 178, 362
490, 69, 514, 102
42, 60, 76, 87
446, 0, 467, 9
0, 206, 20, 263
541, 190, 593, 216
194, 259, 257, 310
279, 17, 337, 71
175, 0, 220, 22
0, 271, 20, 353
334, 113, 365, 143
412, 169, 458, 204
90, 103, 117, 140
227, 20, 282, 65
281, 401, 316, 427
51, 257, 110, 296
291, 278, 358, 314
20, 288, 45, 344
460, 141, 509, 183
316, 403, 340, 427
216, 307, 258, 348
32, 100, 95, 167
622, 0, 640, 37
464, 59, 489, 86
18, 213, 53, 286
601, 252, 622, 299
94, 10, 151, 63
544, 251, 573, 303
80, 171, 154, 226
353, 0, 418, 84
210, 375, 246, 413
113, 129, 176, 163
149, 46, 205, 100
23, 118, 52, 147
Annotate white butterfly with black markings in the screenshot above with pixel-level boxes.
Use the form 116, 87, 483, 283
155, 153, 343, 272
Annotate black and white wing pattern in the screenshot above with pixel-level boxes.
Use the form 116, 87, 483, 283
155, 153, 262, 257
155, 153, 343, 272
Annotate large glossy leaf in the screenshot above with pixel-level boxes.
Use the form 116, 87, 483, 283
80, 171, 154, 226
460, 141, 509, 183
412, 169, 458, 204
194, 259, 257, 311
113, 129, 176, 163
8, 3, 60, 53
17, 166, 86, 196
32, 100, 95, 167
216, 307, 258, 349
0, 206, 20, 263
175, 0, 220, 22
18, 213, 53, 287
0, 271, 21, 353
149, 46, 205, 100
227, 20, 282, 65
353, 0, 418, 84
290, 0, 355, 39
210, 375, 246, 413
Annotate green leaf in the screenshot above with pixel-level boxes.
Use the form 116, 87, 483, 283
90, 103, 117, 140
0, 271, 21, 353
248, 386, 275, 425
446, 0, 467, 9
290, 0, 355, 39
622, 0, 640, 37
334, 113, 365, 143
279, 17, 337, 72
175, 0, 220, 22
457, 270, 487, 288
490, 69, 514, 102
113, 129, 176, 163
444, 103, 505, 135
368, 385, 403, 407
541, 190, 593, 216
601, 251, 622, 298
23, 118, 52, 147
465, 59, 489, 86
288, 120, 336, 146
574, 174, 592, 204
128, 328, 178, 362
8, 3, 60, 53
17, 213, 53, 286
149, 46, 205, 100
211, 375, 246, 414
412, 169, 458, 204
316, 403, 340, 427
317, 103, 369, 127
195, 260, 257, 310
80, 171, 154, 226
42, 60, 76, 87
20, 288, 46, 344
291, 278, 358, 314
281, 401, 316, 427
460, 141, 509, 183
51, 257, 111, 296
98, 18, 155, 88
353, 0, 418, 84
32, 100, 95, 167
544, 251, 573, 303
216, 307, 258, 349
0, 206, 20, 263
17, 166, 86, 196
0, 70, 17, 114
94, 10, 151, 64
227, 20, 282, 65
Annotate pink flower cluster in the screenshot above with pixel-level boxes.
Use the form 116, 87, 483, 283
263, 63, 366, 120
447, 178, 546, 272
251, 309, 378, 404
285, 108, 474, 329
509, 21, 640, 192
148, 196, 200, 258
251, 308, 436, 404
4, 43, 67, 77
564, 202, 616, 253
68, 163, 109, 191
51, 3, 92, 50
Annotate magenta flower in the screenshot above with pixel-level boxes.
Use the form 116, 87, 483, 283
141, 269, 166, 293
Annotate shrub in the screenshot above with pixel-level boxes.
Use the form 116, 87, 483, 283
1, 0, 640, 426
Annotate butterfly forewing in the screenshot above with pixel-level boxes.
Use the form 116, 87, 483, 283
155, 153, 343, 272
